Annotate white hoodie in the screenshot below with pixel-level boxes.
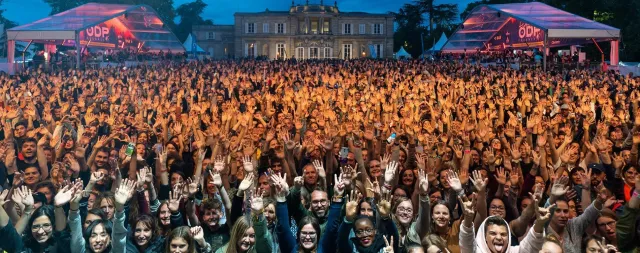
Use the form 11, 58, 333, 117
460, 216, 544, 253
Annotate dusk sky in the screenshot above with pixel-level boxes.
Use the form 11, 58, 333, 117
3, 0, 474, 25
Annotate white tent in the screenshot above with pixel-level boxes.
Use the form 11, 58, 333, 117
428, 32, 448, 52
395, 46, 411, 59
183, 34, 205, 54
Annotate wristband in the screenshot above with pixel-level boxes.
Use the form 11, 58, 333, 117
464, 150, 471, 154
633, 191, 640, 199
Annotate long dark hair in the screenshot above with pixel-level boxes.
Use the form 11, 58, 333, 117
133, 214, 161, 246
296, 216, 321, 248
84, 220, 114, 253
25, 205, 56, 250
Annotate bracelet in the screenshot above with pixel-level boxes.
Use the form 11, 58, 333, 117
464, 150, 471, 154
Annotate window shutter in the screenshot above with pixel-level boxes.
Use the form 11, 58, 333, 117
371, 24, 374, 34
284, 23, 287, 34
342, 24, 345, 34
380, 44, 384, 58
245, 23, 248, 33
244, 43, 248, 56
380, 24, 384, 35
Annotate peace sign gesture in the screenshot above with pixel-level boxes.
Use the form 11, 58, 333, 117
383, 235, 394, 253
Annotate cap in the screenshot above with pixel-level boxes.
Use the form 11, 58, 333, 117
588, 163, 605, 174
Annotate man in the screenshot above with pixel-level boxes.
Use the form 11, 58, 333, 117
287, 174, 330, 233
596, 209, 617, 247
197, 198, 230, 252
546, 197, 603, 253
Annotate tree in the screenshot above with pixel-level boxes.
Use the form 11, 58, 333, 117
43, 0, 84, 15
460, 0, 487, 20
175, 0, 213, 42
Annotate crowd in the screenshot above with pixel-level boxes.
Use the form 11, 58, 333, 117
0, 58, 638, 253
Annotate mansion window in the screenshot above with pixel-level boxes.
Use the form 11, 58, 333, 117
373, 24, 383, 35
277, 23, 285, 34
343, 23, 352, 35
246, 23, 255, 33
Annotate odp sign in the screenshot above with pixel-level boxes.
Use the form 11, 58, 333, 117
86, 26, 110, 38
518, 22, 541, 40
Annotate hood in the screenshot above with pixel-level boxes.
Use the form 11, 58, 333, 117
475, 216, 512, 253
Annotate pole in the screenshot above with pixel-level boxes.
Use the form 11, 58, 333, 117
543, 32, 547, 72
75, 33, 81, 69
420, 32, 424, 58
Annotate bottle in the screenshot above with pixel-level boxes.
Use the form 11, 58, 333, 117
387, 133, 396, 144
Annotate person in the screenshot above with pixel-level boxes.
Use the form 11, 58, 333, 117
127, 214, 166, 252
459, 192, 553, 253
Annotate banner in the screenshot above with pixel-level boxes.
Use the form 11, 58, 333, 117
369, 45, 376, 58
79, 17, 140, 49
488, 18, 544, 50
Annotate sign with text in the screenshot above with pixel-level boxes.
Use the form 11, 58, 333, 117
79, 17, 140, 49
487, 18, 545, 50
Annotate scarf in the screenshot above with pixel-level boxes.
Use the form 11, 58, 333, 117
350, 233, 386, 253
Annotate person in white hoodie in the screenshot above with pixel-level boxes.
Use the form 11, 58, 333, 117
459, 194, 553, 253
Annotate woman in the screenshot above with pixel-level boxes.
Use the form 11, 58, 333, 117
427, 201, 460, 252
215, 215, 272, 253
127, 214, 165, 253
540, 235, 563, 253
69, 179, 133, 253
582, 235, 618, 253
165, 226, 212, 253
95, 192, 116, 220
392, 197, 414, 247
273, 172, 322, 253
0, 202, 71, 252
422, 234, 449, 253
156, 201, 184, 236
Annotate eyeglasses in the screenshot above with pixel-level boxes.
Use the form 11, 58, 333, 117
32, 223, 53, 232
300, 231, 317, 238
355, 228, 374, 237
597, 221, 616, 229
490, 205, 505, 211
397, 207, 413, 214
311, 200, 328, 206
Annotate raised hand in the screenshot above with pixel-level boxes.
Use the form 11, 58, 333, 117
460, 195, 476, 219
312, 160, 326, 178
242, 156, 254, 172
115, 179, 135, 211
213, 156, 225, 172
470, 170, 488, 192
210, 170, 222, 188
184, 177, 199, 197
384, 161, 399, 184
54, 184, 75, 207
251, 188, 265, 214
418, 169, 429, 196
136, 167, 149, 191
345, 190, 361, 221
190, 226, 206, 245
168, 188, 182, 213
382, 235, 394, 253
494, 167, 507, 185
579, 168, 592, 189
17, 186, 34, 210
0, 189, 9, 206
333, 173, 346, 197
446, 170, 463, 193
293, 176, 304, 189
90, 171, 105, 184
550, 176, 570, 204
238, 173, 255, 192
270, 172, 289, 202
378, 194, 392, 218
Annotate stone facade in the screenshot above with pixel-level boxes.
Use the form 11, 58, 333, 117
193, 2, 394, 59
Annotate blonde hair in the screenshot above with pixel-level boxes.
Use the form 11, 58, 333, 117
225, 217, 254, 253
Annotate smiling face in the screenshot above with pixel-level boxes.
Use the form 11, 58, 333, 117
299, 224, 318, 250
354, 218, 376, 247
158, 203, 171, 226
236, 227, 256, 252
100, 198, 115, 220
134, 222, 153, 247
395, 200, 414, 225
432, 204, 451, 228
485, 224, 508, 253
24, 166, 41, 186
89, 223, 111, 253
310, 191, 329, 218
489, 199, 506, 218
202, 208, 222, 229
624, 167, 638, 185
31, 215, 53, 244
359, 201, 374, 217
401, 170, 415, 186
264, 204, 276, 224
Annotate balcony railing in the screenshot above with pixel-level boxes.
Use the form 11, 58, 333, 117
296, 31, 333, 35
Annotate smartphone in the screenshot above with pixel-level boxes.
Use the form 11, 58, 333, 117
339, 147, 349, 159
125, 142, 135, 157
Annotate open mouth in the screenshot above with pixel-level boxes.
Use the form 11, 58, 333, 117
137, 237, 148, 245
93, 243, 105, 251
493, 242, 504, 252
